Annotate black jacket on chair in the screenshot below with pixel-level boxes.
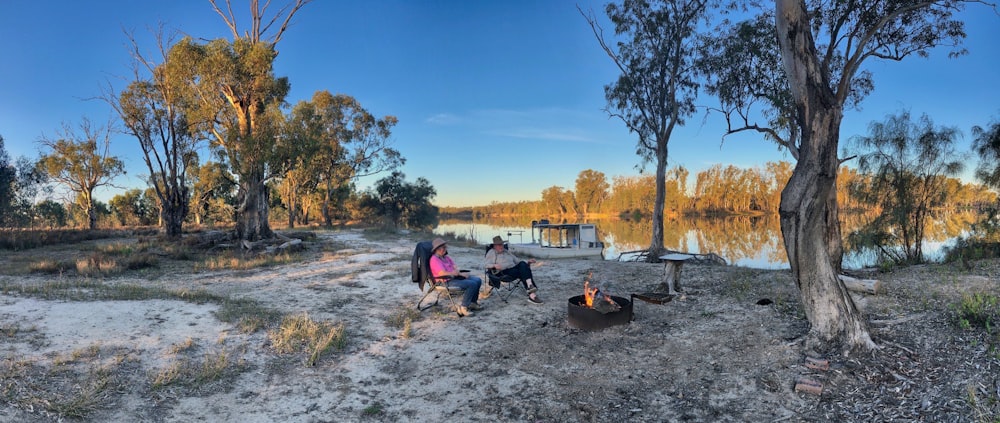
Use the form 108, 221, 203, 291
411, 241, 434, 291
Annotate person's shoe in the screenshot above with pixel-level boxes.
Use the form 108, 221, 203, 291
479, 288, 492, 301
456, 305, 473, 316
467, 302, 483, 311
528, 294, 544, 304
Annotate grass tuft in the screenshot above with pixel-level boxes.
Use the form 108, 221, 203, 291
197, 251, 300, 271
149, 348, 241, 391
269, 313, 347, 366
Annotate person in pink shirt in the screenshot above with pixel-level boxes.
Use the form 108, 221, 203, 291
429, 238, 483, 316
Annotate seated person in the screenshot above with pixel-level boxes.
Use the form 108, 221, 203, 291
428, 237, 484, 316
485, 236, 543, 304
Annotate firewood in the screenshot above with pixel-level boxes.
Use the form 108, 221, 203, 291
794, 377, 823, 395
805, 357, 830, 371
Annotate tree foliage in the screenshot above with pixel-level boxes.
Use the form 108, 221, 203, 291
280, 91, 403, 228
109, 188, 159, 227
187, 161, 237, 226
0, 136, 16, 226
575, 169, 610, 216
0, 137, 47, 228
972, 114, 1000, 192
36, 119, 125, 230
358, 171, 437, 230
848, 111, 966, 264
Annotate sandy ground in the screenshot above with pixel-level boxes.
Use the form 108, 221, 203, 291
1, 228, 998, 422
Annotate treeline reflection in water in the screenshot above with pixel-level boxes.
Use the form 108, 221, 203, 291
433, 210, 981, 270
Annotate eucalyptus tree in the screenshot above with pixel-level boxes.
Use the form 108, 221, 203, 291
575, 169, 610, 216
700, 0, 987, 350
283, 91, 403, 228
581, 0, 710, 261
170, 0, 311, 241
849, 111, 965, 264
541, 186, 574, 216
107, 28, 202, 237
37, 119, 125, 230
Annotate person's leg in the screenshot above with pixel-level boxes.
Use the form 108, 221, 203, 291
515, 261, 535, 289
448, 278, 477, 307
454, 276, 482, 307
513, 261, 542, 303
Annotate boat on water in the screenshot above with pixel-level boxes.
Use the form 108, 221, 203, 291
506, 220, 605, 259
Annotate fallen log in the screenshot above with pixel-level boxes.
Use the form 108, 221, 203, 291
277, 238, 303, 251
838, 274, 881, 295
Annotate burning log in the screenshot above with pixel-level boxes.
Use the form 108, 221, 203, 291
583, 280, 621, 314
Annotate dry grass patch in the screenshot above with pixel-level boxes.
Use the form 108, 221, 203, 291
196, 250, 300, 271
149, 348, 244, 391
1, 345, 139, 420
27, 259, 76, 274
269, 313, 346, 366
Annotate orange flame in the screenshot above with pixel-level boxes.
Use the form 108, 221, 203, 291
583, 280, 599, 308
582, 272, 618, 309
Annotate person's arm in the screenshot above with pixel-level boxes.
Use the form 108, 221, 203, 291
485, 249, 499, 270
511, 251, 536, 265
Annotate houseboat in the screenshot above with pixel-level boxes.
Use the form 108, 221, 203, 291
506, 220, 605, 259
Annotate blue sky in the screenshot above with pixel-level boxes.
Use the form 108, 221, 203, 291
1, 1, 998, 207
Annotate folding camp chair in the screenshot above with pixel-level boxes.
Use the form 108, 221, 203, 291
411, 240, 466, 316
484, 242, 526, 303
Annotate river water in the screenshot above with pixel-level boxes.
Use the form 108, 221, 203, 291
432, 213, 977, 270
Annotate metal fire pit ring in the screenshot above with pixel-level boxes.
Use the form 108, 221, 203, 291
567, 295, 633, 331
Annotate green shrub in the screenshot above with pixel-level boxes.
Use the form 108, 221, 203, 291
954, 293, 1000, 331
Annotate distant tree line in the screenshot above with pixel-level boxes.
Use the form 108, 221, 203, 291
441, 159, 996, 221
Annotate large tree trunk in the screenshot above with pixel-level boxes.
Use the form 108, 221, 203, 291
161, 188, 187, 238
647, 140, 668, 262
322, 178, 334, 227
776, 0, 874, 351
236, 171, 272, 242
84, 192, 97, 230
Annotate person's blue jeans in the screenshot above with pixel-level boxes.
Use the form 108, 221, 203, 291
447, 275, 482, 307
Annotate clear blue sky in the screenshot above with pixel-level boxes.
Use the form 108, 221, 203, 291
1, 1, 998, 207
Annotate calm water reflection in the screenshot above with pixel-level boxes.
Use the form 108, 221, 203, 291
433, 212, 978, 270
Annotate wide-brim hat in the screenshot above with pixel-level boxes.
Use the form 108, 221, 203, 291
431, 237, 448, 252
492, 236, 505, 245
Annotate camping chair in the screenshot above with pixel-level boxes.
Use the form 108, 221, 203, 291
411, 240, 466, 316
484, 242, 526, 303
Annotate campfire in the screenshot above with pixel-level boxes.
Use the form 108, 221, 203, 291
583, 280, 621, 314
567, 274, 632, 331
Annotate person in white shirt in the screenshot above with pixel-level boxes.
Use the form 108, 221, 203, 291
485, 236, 543, 304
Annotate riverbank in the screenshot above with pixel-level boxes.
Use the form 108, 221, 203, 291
1, 228, 998, 421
